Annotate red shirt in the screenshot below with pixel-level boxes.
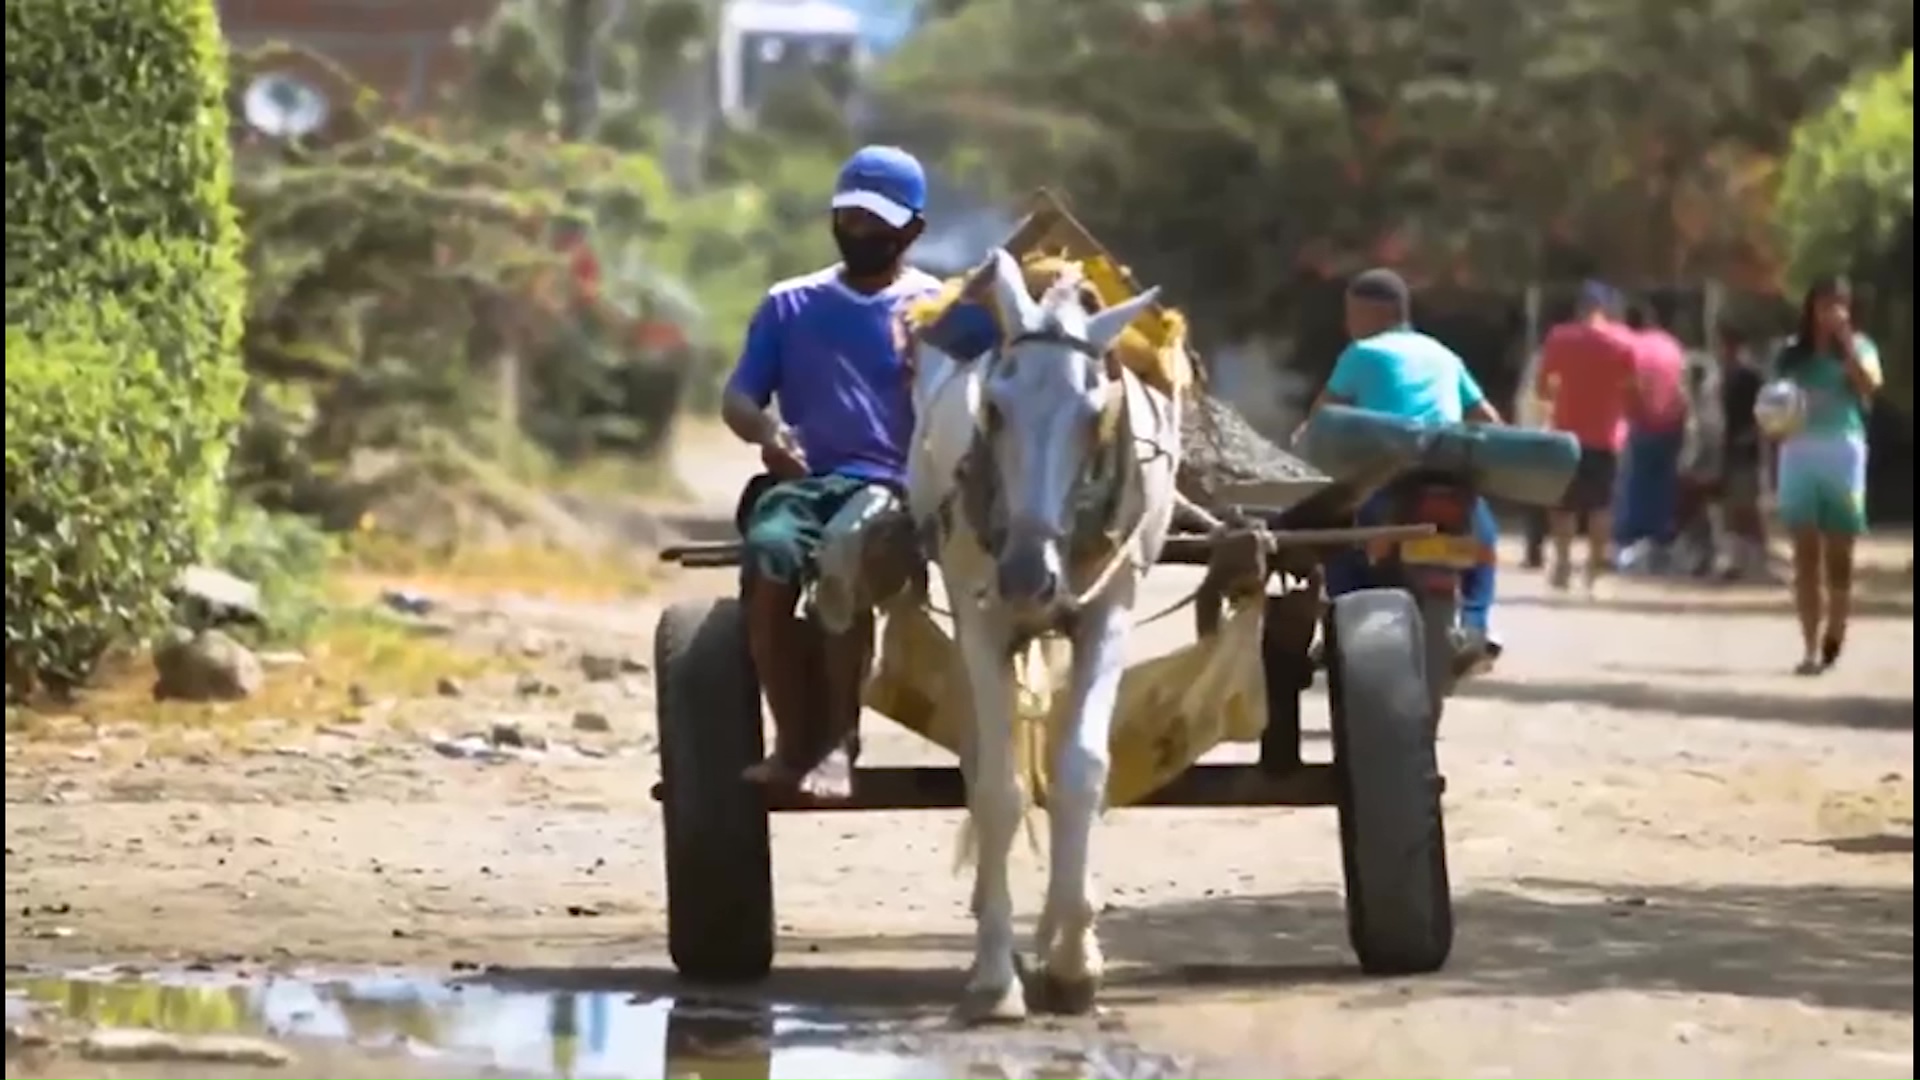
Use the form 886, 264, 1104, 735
1630, 328, 1687, 433
1535, 320, 1639, 451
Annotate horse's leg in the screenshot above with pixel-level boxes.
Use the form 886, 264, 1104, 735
1035, 587, 1130, 1014
952, 601, 1027, 1024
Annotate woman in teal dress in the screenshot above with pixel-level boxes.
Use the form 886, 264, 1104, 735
1768, 277, 1884, 675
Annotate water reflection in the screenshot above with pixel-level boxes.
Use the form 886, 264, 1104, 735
7, 971, 1172, 1079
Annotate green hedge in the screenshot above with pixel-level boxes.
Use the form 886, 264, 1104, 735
4, 326, 207, 692
3, 0, 247, 695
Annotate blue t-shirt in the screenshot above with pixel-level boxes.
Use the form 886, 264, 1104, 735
1325, 328, 1486, 425
725, 265, 945, 485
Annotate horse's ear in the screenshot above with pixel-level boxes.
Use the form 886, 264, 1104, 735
1085, 287, 1160, 354
989, 247, 1038, 331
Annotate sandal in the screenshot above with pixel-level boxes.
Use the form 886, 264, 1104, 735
1819, 636, 1843, 671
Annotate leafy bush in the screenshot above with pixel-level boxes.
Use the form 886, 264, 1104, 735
206, 506, 337, 645
3, 0, 247, 695
4, 327, 205, 695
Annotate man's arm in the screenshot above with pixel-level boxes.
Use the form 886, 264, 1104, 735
920, 299, 1000, 362
1292, 344, 1366, 446
1309, 343, 1367, 415
720, 296, 787, 448
1456, 358, 1502, 424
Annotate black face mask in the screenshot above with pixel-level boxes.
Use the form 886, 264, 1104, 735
832, 225, 907, 278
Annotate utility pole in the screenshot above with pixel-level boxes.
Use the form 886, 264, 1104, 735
559, 0, 600, 141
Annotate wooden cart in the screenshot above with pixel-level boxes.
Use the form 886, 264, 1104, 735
650, 190, 1454, 988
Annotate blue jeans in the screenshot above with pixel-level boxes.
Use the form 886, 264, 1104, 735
1324, 493, 1497, 633
1613, 426, 1683, 549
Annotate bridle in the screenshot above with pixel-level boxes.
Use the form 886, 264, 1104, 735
957, 327, 1148, 616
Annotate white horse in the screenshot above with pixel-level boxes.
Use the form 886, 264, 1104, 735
907, 248, 1180, 1023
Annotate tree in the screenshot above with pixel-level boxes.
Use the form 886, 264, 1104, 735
878, 0, 1914, 344
1776, 52, 1914, 415
227, 43, 691, 514
1776, 52, 1913, 289
453, 0, 846, 406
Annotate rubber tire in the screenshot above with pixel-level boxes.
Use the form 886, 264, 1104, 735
655, 597, 775, 983
1415, 593, 1458, 730
1327, 587, 1454, 976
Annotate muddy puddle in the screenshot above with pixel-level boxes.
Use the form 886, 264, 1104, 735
5, 968, 1190, 1079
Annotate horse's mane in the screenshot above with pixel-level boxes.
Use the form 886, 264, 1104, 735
903, 252, 1194, 396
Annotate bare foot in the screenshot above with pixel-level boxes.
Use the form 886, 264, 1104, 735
796, 746, 854, 802
742, 746, 855, 802
742, 755, 803, 787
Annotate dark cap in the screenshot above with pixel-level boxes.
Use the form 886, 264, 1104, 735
1347, 268, 1411, 308
1578, 280, 1619, 314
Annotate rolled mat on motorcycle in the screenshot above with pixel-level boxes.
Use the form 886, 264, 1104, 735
1286, 404, 1581, 723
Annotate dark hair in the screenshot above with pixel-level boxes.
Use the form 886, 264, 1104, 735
1347, 268, 1411, 320
1623, 299, 1652, 330
1716, 322, 1747, 349
1780, 275, 1851, 371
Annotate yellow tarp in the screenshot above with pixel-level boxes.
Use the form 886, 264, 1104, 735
863, 594, 1269, 808
902, 252, 1195, 397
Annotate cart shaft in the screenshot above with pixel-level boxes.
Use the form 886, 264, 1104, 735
661, 523, 1437, 569
642, 763, 1413, 813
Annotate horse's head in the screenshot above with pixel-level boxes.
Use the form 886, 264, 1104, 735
979, 247, 1160, 625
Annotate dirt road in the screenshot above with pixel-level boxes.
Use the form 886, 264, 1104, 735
6, 428, 1913, 1078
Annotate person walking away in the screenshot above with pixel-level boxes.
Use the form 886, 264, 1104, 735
1535, 282, 1640, 592
1671, 353, 1721, 576
1768, 276, 1882, 674
1516, 340, 1552, 569
1614, 301, 1689, 574
1714, 325, 1772, 582
1304, 269, 1506, 664
720, 145, 944, 799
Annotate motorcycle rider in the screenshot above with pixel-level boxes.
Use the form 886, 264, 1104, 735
1302, 268, 1506, 664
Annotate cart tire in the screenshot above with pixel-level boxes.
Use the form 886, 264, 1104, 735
1327, 588, 1453, 976
1415, 593, 1458, 730
655, 597, 775, 982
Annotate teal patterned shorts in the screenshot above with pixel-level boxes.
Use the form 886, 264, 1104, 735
740, 474, 876, 586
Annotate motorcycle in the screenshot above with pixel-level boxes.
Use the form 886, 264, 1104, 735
1291, 405, 1579, 727
1361, 465, 1499, 724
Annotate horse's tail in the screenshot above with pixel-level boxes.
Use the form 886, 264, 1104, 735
952, 637, 1056, 872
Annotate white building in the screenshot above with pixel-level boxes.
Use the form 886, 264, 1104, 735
716, 0, 868, 121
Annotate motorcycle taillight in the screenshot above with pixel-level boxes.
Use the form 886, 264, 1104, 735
1411, 486, 1471, 531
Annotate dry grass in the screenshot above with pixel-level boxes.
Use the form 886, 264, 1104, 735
6, 609, 501, 746
332, 529, 661, 603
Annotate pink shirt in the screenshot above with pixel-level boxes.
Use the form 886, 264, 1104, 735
1536, 321, 1639, 451
1631, 328, 1687, 433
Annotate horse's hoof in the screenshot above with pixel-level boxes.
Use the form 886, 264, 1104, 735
954, 978, 1028, 1027
1032, 970, 1101, 1016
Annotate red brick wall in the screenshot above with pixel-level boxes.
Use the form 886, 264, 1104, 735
218, 0, 504, 110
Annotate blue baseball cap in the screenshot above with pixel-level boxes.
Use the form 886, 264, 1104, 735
831, 145, 927, 229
